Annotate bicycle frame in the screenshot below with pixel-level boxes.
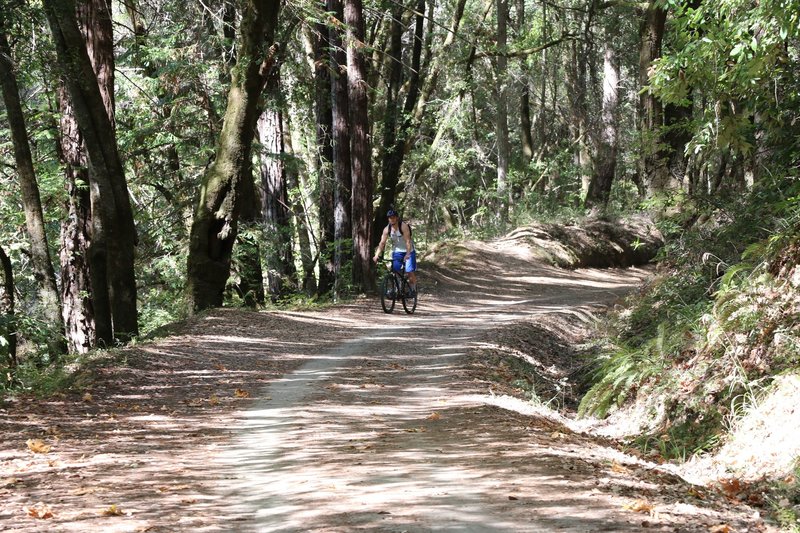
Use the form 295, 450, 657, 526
380, 259, 416, 314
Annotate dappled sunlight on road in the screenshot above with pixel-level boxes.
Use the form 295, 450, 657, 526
2, 251, 754, 532
191, 266, 671, 532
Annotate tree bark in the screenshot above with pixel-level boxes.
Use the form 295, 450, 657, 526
344, 0, 373, 293
258, 103, 296, 299
44, 0, 139, 342
313, 16, 336, 296
0, 245, 17, 371
57, 88, 101, 352
187, 0, 281, 312
637, 1, 671, 197
585, 38, 620, 208
373, 0, 425, 249
329, 0, 353, 298
514, 0, 534, 166
495, 0, 511, 219
0, 25, 67, 358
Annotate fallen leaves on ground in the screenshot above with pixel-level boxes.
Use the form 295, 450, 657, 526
25, 503, 54, 519
234, 388, 250, 398
623, 499, 655, 514
611, 461, 630, 474
426, 412, 441, 421
101, 504, 125, 516
26, 439, 51, 454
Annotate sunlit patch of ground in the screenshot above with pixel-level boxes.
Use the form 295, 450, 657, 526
0, 232, 774, 532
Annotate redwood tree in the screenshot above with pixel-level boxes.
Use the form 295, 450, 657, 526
344, 0, 373, 292
44, 0, 139, 342
330, 0, 352, 297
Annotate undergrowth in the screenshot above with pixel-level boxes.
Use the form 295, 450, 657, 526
579, 175, 800, 465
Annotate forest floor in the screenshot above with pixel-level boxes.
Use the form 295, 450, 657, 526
0, 236, 777, 532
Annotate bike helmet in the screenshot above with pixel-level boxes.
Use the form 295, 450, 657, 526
386, 209, 398, 217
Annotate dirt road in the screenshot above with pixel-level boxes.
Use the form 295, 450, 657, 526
0, 240, 771, 532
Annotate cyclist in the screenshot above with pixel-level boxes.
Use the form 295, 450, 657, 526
372, 208, 417, 295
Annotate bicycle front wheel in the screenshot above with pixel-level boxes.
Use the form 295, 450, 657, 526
380, 273, 396, 313
401, 278, 417, 314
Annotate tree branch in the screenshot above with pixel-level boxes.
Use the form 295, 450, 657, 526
474, 34, 577, 59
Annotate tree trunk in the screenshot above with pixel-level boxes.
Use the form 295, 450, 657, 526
344, 0, 373, 293
495, 0, 511, 219
283, 124, 317, 295
414, 0, 469, 123
187, 0, 281, 313
514, 0, 533, 166
258, 104, 296, 299
373, 0, 425, 249
664, 100, 693, 190
637, 1, 671, 197
585, 38, 620, 208
375, 1, 404, 222
329, 0, 353, 298
44, 0, 139, 342
313, 17, 336, 297
0, 245, 17, 371
57, 87, 102, 352
0, 25, 66, 358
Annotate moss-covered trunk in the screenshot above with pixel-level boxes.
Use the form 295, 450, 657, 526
187, 0, 281, 313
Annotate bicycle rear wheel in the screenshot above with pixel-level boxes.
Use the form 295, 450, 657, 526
380, 273, 396, 313
401, 278, 417, 314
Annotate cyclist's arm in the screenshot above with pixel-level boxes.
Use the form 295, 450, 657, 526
373, 227, 389, 262
401, 223, 412, 256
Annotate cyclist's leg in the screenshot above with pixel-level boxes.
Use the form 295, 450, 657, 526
391, 251, 405, 274
404, 251, 418, 293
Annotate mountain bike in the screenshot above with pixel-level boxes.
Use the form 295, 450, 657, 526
380, 260, 417, 314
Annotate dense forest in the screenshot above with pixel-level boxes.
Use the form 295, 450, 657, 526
2, 0, 800, 508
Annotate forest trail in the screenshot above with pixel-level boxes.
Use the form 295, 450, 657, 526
1, 239, 772, 532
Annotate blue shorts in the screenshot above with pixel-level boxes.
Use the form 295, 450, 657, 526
392, 250, 416, 274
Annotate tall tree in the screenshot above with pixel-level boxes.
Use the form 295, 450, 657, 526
44, 0, 139, 342
57, 88, 99, 352
0, 21, 66, 357
585, 26, 620, 208
282, 123, 317, 295
234, 174, 266, 307
258, 95, 296, 299
329, 0, 353, 298
494, 0, 510, 219
514, 0, 534, 166
344, 0, 373, 292
186, 0, 281, 312
311, 16, 336, 296
637, 1, 669, 197
373, 0, 425, 250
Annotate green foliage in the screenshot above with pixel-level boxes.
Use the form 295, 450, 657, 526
768, 461, 800, 532
579, 324, 676, 418
652, 0, 800, 165
580, 172, 800, 467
